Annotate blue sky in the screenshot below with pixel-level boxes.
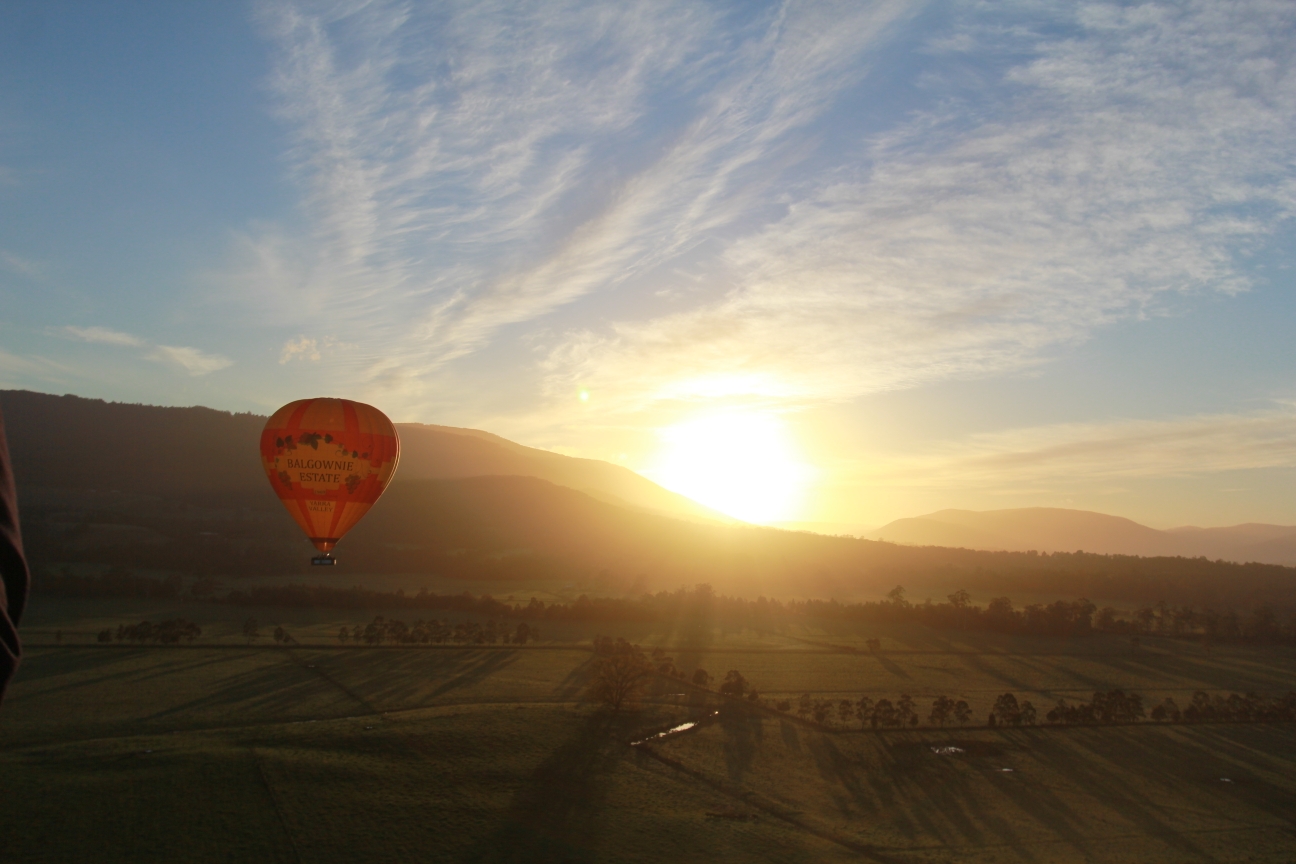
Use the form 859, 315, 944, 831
1, 0, 1294, 529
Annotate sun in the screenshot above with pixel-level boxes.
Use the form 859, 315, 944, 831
647, 412, 813, 524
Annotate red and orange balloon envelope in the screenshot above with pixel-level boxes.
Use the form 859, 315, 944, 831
260, 398, 400, 563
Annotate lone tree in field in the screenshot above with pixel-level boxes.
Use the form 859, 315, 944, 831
586, 651, 655, 713
719, 670, 749, 698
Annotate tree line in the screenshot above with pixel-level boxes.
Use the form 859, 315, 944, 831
44, 573, 1296, 646
96, 618, 201, 644
582, 637, 1296, 730
334, 616, 538, 646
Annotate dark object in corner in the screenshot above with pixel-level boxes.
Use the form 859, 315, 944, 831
0, 408, 29, 704
311, 554, 338, 567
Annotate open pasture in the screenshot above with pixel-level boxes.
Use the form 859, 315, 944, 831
2, 602, 1295, 862
655, 716, 1296, 863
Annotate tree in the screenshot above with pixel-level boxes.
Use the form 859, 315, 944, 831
513, 622, 534, 645
929, 695, 955, 727
872, 699, 896, 728
992, 693, 1021, 726
273, 626, 287, 644
953, 700, 971, 725
242, 618, 259, 644
838, 699, 855, 724
691, 668, 713, 687
887, 585, 908, 607
719, 670, 748, 698
337, 626, 350, 644
811, 698, 834, 725
948, 590, 970, 609
897, 694, 917, 727
1151, 697, 1182, 722
651, 647, 675, 675
855, 696, 875, 727
986, 597, 1015, 632
1019, 701, 1037, 725
586, 651, 654, 713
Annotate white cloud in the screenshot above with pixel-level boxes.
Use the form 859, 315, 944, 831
57, 326, 146, 348
280, 335, 321, 363
542, 0, 1296, 413
53, 325, 232, 376
146, 345, 234, 376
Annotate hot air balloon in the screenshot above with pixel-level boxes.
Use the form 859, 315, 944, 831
260, 398, 400, 565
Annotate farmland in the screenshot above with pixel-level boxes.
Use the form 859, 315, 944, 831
2, 597, 1295, 862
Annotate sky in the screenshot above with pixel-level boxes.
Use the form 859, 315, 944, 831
1, 0, 1294, 530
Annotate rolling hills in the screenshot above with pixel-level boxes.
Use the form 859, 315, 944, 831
0, 390, 725, 523
4, 389, 1296, 607
868, 508, 1296, 566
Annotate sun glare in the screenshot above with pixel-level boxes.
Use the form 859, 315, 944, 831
648, 412, 813, 524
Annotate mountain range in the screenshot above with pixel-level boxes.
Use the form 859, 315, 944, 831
869, 508, 1296, 567
3, 389, 1295, 607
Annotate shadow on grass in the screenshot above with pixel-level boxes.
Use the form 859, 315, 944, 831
468, 710, 636, 864
872, 654, 911, 680
718, 701, 762, 782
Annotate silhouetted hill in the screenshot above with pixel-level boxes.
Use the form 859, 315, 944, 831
392, 423, 728, 521
869, 507, 1296, 566
6, 391, 1296, 607
0, 390, 725, 522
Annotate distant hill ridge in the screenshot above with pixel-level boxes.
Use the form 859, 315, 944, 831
6, 390, 1296, 607
0, 390, 728, 524
868, 507, 1296, 567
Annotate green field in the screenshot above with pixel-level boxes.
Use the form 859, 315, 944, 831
2, 598, 1295, 862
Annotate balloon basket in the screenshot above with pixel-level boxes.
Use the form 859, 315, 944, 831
311, 554, 338, 566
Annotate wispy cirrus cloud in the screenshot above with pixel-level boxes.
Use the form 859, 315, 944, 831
0, 348, 81, 387
55, 325, 232, 376
1, 250, 45, 280
542, 0, 1296, 415
146, 345, 235, 376
58, 326, 146, 347
229, 0, 914, 396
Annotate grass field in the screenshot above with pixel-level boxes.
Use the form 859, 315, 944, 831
2, 597, 1295, 862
